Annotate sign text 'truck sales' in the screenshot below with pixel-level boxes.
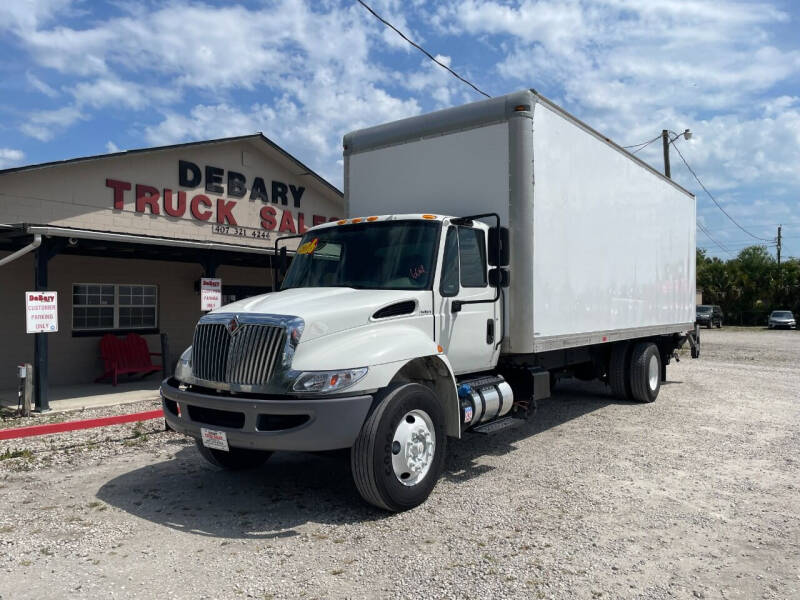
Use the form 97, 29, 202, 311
106, 160, 338, 234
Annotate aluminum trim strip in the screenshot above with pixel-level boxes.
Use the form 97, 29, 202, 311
532, 323, 693, 353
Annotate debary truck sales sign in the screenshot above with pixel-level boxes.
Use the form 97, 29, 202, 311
25, 292, 58, 333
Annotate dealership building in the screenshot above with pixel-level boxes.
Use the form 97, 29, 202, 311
0, 134, 343, 409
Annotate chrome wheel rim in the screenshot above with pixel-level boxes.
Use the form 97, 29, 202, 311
391, 409, 435, 486
648, 354, 659, 391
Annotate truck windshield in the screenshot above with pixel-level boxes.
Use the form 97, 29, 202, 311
281, 220, 440, 290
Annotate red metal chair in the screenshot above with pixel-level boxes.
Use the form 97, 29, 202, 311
96, 333, 162, 386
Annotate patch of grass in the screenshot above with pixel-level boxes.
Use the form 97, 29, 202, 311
0, 525, 14, 533
330, 569, 344, 576
20, 559, 32, 567
39, 547, 54, 556
0, 448, 33, 461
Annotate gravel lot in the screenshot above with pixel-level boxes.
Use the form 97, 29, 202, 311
1, 328, 798, 599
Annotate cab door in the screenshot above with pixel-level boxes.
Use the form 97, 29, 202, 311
436, 225, 500, 375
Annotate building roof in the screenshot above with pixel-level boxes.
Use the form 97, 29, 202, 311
0, 133, 342, 198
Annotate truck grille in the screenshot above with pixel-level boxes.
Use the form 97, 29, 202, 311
192, 322, 285, 385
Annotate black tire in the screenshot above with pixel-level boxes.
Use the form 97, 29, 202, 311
195, 440, 272, 470
629, 342, 661, 403
351, 383, 446, 512
717, 320, 722, 329
609, 343, 632, 400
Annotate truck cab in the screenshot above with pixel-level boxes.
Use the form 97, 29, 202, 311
161, 214, 512, 511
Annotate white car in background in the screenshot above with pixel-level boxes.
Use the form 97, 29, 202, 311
768, 311, 797, 329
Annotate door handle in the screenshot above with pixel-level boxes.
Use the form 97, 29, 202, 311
486, 319, 495, 344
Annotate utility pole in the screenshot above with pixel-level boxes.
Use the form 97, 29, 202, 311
662, 129, 671, 178
776, 224, 782, 266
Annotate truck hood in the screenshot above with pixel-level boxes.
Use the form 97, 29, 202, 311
210, 287, 426, 341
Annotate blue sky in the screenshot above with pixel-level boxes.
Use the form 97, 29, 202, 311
1, 0, 799, 258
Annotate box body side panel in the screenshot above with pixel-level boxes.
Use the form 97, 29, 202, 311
530, 103, 696, 342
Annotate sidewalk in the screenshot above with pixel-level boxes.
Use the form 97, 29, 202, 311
0, 378, 161, 414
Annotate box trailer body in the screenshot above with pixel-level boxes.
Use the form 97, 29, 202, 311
344, 90, 696, 355
162, 89, 700, 511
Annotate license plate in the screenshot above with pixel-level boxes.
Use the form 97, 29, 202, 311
201, 428, 229, 452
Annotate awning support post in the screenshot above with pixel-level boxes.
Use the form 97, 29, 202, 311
201, 253, 220, 278
32, 237, 63, 413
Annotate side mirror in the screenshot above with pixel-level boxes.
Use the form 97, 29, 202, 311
278, 246, 288, 273
272, 245, 289, 290
488, 226, 510, 267
489, 268, 510, 288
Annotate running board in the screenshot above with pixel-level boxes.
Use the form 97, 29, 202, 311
470, 416, 518, 436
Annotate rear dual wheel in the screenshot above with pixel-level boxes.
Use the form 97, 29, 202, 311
609, 341, 662, 403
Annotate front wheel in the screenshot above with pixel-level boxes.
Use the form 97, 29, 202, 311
351, 383, 446, 512
195, 440, 272, 470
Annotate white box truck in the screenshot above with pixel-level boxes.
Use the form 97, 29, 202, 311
161, 89, 699, 511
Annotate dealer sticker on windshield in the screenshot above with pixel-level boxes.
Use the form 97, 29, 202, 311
201, 428, 229, 452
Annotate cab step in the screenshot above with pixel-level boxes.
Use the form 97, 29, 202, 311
470, 416, 518, 436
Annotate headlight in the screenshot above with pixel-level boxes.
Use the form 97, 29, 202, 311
292, 368, 368, 393
175, 346, 192, 383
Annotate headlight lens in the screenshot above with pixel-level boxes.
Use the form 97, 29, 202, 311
175, 346, 192, 383
292, 368, 368, 393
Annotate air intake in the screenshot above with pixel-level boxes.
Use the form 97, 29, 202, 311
373, 300, 416, 319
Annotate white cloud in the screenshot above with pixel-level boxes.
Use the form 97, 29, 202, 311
0, 148, 25, 169
105, 141, 120, 153
69, 78, 177, 110
0, 0, 73, 33
26, 71, 59, 98
8, 0, 425, 179
20, 106, 84, 141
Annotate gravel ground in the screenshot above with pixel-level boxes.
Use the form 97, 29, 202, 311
1, 328, 798, 600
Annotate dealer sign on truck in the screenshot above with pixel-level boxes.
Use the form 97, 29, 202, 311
25, 291, 58, 333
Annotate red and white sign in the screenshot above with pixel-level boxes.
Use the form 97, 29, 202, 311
201, 278, 222, 312
25, 291, 58, 334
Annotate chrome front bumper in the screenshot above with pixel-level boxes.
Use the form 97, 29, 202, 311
160, 378, 373, 452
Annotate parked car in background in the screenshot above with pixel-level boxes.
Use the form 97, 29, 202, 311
768, 310, 797, 329
696, 305, 723, 328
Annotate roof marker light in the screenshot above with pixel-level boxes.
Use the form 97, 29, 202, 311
366, 216, 379, 222
422, 214, 436, 220
337, 220, 347, 225
351, 218, 363, 223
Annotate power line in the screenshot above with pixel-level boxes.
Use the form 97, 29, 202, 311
623, 135, 660, 154
697, 221, 732, 255
356, 0, 491, 99
671, 142, 771, 242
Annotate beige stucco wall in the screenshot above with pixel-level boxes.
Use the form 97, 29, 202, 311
0, 250, 271, 390
0, 138, 342, 249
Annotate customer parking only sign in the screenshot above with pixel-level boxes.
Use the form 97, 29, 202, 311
201, 278, 222, 312
25, 291, 58, 333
